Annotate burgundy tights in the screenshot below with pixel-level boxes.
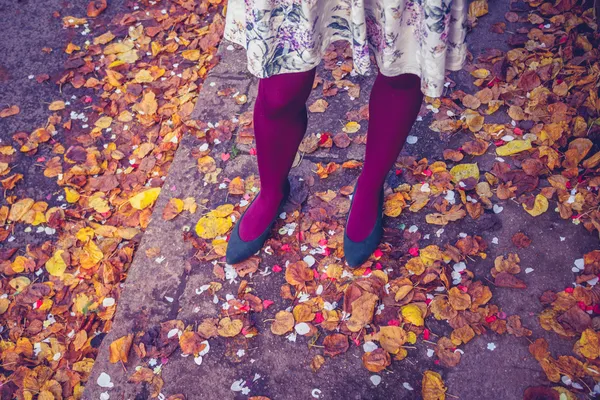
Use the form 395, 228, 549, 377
239, 69, 423, 243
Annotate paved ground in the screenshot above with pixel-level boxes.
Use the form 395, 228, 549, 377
83, 2, 598, 399
1, 0, 598, 399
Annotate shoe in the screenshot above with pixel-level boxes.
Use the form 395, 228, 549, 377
343, 185, 384, 268
226, 180, 291, 264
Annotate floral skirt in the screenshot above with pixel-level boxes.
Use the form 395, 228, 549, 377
224, 0, 468, 98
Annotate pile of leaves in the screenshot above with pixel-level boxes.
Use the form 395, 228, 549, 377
0, 0, 224, 398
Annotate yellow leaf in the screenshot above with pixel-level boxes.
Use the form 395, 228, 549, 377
65, 42, 81, 54
134, 69, 154, 83
195, 214, 232, 239
133, 92, 158, 116
522, 194, 548, 217
378, 326, 407, 354
73, 293, 93, 314
471, 69, 490, 79
89, 195, 110, 213
577, 329, 599, 359
9, 276, 31, 293
496, 139, 532, 156
183, 197, 197, 213
383, 192, 407, 218
343, 121, 361, 134
217, 317, 243, 337
468, 0, 488, 18
94, 116, 113, 129
182, 49, 201, 61
109, 334, 133, 363
48, 100, 66, 111
449, 163, 480, 184
129, 187, 161, 210
9, 198, 34, 221
93, 31, 115, 45
65, 187, 80, 203
422, 370, 447, 400
82, 240, 104, 268
47, 250, 68, 277
401, 304, 424, 326
76, 227, 95, 242
11, 256, 29, 273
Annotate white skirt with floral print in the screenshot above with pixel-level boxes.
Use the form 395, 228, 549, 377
224, 0, 468, 98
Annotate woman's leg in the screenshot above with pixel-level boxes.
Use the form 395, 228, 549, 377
346, 73, 424, 242
239, 68, 317, 241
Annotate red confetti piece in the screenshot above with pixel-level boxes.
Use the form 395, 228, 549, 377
373, 248, 383, 259
388, 319, 400, 326
272, 265, 282, 272
221, 153, 230, 162
263, 300, 274, 309
565, 287, 574, 294
423, 329, 430, 340
363, 267, 372, 276
408, 247, 419, 257
314, 312, 324, 324
249, 148, 257, 155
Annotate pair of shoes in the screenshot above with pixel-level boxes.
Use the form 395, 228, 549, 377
343, 186, 384, 268
225, 180, 291, 265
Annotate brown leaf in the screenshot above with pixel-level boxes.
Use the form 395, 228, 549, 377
494, 272, 527, 289
308, 99, 328, 113
506, 315, 532, 337
87, 0, 107, 17
310, 355, 325, 372
285, 261, 314, 286
435, 337, 461, 367
448, 287, 471, 311
323, 333, 349, 357
179, 331, 206, 355
0, 105, 20, 118
271, 311, 294, 335
511, 232, 531, 248
362, 348, 391, 373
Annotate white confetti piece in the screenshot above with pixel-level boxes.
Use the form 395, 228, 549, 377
370, 375, 382, 386
97, 372, 114, 388
493, 204, 504, 214
303, 255, 316, 267
487, 342, 496, 351
525, 268, 534, 274
102, 297, 115, 307
311, 388, 322, 398
574, 258, 584, 270
426, 349, 435, 357
403, 382, 414, 391
363, 341, 378, 352
406, 135, 418, 144
100, 393, 110, 400
295, 322, 310, 335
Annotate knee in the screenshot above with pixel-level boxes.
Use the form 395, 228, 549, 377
259, 87, 307, 118
380, 73, 421, 91
257, 70, 316, 118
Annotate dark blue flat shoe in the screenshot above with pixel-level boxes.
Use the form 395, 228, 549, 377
225, 180, 291, 265
343, 186, 384, 268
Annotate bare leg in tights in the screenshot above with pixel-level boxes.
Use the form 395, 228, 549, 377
239, 68, 317, 241
346, 73, 423, 241
241, 70, 423, 246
